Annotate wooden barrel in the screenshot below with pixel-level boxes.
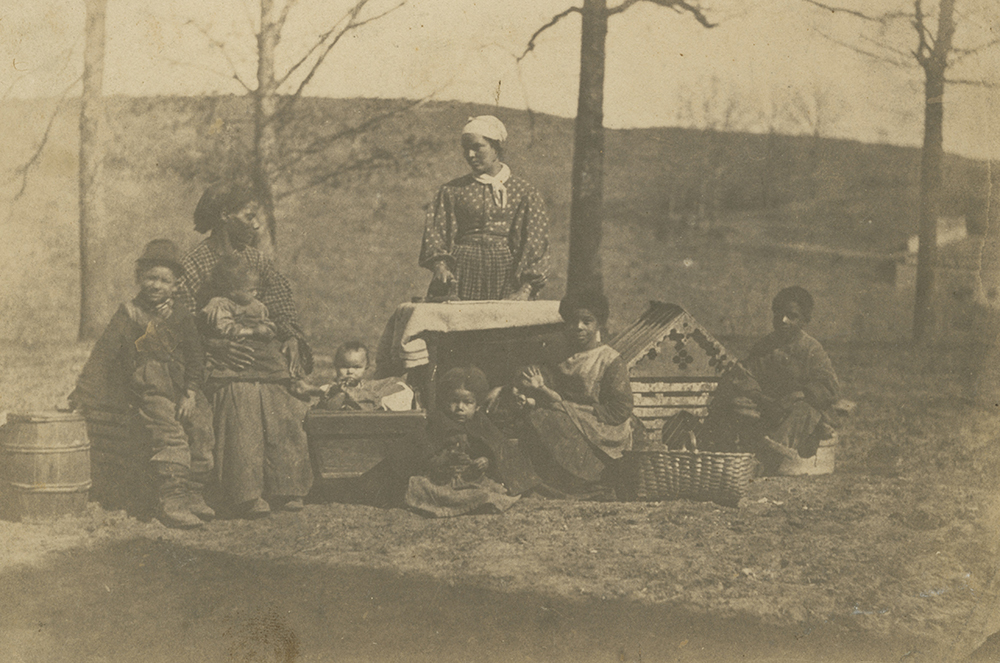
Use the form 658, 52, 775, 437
1, 411, 91, 520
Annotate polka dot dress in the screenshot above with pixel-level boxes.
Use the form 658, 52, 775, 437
419, 172, 551, 300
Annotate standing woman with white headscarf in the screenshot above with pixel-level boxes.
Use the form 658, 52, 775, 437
420, 115, 551, 301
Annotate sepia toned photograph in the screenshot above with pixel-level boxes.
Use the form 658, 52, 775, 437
1, 0, 999, 660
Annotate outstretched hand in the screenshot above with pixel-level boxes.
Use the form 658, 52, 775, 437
176, 392, 196, 422
522, 365, 546, 390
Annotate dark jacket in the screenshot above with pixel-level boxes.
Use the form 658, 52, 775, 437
73, 299, 205, 412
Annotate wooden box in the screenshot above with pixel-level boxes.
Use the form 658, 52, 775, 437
304, 410, 426, 480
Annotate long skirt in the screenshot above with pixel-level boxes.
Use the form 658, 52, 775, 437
405, 474, 519, 517
453, 239, 514, 301
521, 407, 615, 496
211, 381, 313, 505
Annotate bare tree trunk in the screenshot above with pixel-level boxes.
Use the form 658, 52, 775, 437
254, 0, 280, 255
808, 128, 821, 199
913, 0, 955, 343
567, 0, 608, 297
78, 0, 107, 341
913, 70, 945, 342
762, 128, 776, 208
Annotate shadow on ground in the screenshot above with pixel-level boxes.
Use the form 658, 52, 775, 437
2, 538, 936, 662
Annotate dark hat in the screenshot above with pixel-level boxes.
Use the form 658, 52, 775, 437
136, 239, 184, 277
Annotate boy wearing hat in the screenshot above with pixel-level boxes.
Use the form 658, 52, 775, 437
72, 239, 215, 528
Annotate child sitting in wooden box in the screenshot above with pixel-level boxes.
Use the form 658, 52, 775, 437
314, 342, 414, 412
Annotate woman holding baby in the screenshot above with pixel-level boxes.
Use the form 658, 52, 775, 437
176, 180, 315, 517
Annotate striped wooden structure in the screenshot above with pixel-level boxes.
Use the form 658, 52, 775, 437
610, 302, 735, 437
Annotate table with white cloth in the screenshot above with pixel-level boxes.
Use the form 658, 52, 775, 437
304, 301, 566, 500
374, 300, 567, 410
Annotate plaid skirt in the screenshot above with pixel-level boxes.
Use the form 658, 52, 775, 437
453, 236, 515, 301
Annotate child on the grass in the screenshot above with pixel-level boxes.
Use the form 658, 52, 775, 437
703, 286, 839, 472
71, 239, 215, 529
313, 341, 413, 411
403, 366, 539, 517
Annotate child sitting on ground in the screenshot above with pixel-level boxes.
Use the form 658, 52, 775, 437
71, 239, 216, 529
314, 341, 413, 411
402, 366, 540, 517
702, 286, 839, 472
201, 256, 315, 398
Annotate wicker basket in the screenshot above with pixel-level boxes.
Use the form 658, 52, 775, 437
619, 449, 755, 507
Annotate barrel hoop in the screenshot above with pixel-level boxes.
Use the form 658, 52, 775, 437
3, 444, 91, 454
9, 481, 93, 493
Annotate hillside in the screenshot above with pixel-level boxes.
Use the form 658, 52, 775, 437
0, 95, 991, 355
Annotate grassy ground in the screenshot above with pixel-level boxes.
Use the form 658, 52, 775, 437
2, 337, 999, 661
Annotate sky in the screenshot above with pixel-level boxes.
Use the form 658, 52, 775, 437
1, 0, 998, 158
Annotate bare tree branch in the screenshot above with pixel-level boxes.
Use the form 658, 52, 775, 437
813, 28, 912, 67
275, 154, 396, 200
161, 55, 253, 91
945, 77, 1000, 88
184, 19, 255, 90
949, 35, 1000, 64
801, 0, 881, 22
913, 0, 931, 66
13, 74, 83, 201
607, 0, 642, 15
859, 33, 912, 61
641, 0, 716, 27
277, 96, 428, 171
274, 6, 355, 89
275, 0, 298, 36
517, 6, 581, 62
275, 0, 406, 116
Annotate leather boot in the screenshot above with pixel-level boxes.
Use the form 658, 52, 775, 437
186, 472, 216, 521
153, 463, 203, 529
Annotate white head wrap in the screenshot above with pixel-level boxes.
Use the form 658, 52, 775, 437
462, 115, 507, 142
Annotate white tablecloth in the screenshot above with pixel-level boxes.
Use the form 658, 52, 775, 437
375, 300, 563, 371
